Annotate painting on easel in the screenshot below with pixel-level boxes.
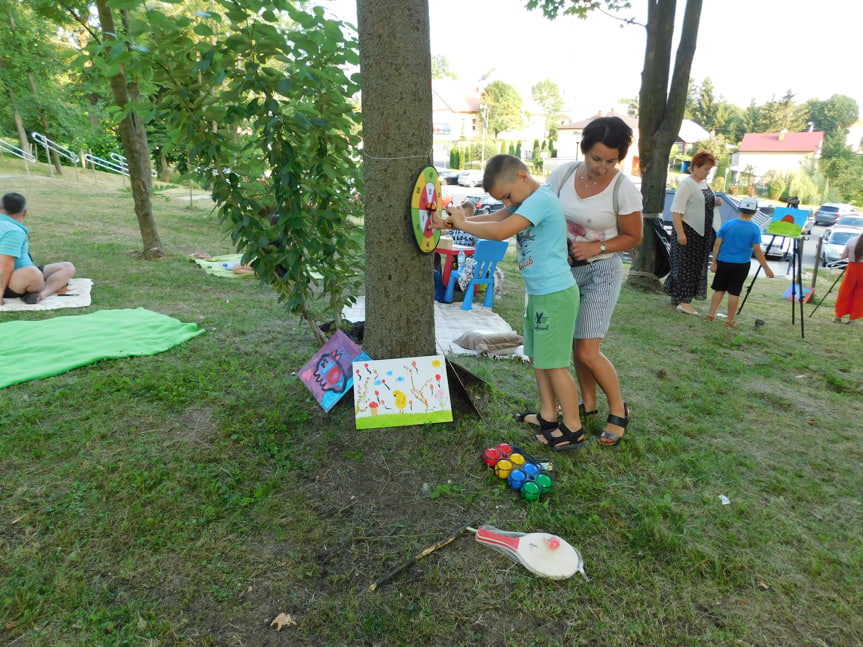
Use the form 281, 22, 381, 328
766, 207, 810, 238
299, 330, 371, 412
353, 355, 453, 429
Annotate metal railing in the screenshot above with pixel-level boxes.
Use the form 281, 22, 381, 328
0, 139, 36, 163
31, 131, 79, 165
83, 153, 130, 176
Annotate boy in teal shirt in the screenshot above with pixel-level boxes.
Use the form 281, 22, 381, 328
435, 155, 584, 451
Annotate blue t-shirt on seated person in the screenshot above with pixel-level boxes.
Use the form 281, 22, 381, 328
512, 184, 574, 296
0, 214, 33, 269
716, 218, 762, 264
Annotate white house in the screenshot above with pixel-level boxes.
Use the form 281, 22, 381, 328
730, 130, 824, 182
552, 110, 640, 177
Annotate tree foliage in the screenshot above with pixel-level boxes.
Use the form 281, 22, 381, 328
482, 80, 524, 138
131, 0, 363, 339
531, 78, 565, 138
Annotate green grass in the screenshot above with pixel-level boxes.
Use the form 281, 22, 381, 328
1, 156, 862, 646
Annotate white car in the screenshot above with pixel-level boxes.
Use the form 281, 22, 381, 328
821, 226, 860, 266
457, 169, 484, 187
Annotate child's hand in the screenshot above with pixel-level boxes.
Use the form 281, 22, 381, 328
710, 260, 717, 273
766, 267, 775, 279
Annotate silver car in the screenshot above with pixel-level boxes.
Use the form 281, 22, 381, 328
820, 226, 860, 266
457, 170, 484, 187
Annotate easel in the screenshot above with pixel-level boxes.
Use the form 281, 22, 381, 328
809, 259, 848, 318
738, 234, 805, 338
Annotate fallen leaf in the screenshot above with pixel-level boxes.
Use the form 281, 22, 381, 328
270, 612, 297, 631
758, 580, 770, 591
807, 419, 817, 425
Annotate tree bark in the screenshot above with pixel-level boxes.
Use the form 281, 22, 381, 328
95, 0, 163, 259
628, 0, 703, 292
357, 0, 435, 359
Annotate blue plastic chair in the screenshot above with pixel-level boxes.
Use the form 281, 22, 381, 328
444, 239, 509, 310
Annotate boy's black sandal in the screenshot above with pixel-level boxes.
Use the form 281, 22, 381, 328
539, 422, 586, 452
599, 404, 631, 447
579, 403, 598, 421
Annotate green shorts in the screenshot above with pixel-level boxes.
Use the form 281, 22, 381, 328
523, 284, 579, 369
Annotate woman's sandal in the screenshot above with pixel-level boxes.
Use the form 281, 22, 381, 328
599, 403, 631, 447
538, 422, 586, 452
579, 403, 599, 422
515, 411, 558, 429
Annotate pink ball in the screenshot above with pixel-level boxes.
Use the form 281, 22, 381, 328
547, 536, 560, 550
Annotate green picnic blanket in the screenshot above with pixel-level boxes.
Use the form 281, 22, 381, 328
0, 308, 205, 389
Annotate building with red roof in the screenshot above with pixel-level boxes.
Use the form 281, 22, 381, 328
731, 130, 824, 182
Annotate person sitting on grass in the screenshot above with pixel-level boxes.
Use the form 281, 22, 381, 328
705, 196, 774, 328
432, 154, 586, 452
0, 192, 76, 306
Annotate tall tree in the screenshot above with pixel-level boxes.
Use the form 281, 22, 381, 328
357, 0, 435, 358
532, 78, 565, 138
482, 80, 524, 138
431, 54, 457, 80
803, 94, 859, 140
759, 90, 807, 133
36, 0, 163, 258
689, 77, 718, 130
528, 0, 704, 291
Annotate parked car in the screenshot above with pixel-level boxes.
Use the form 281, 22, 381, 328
832, 214, 863, 230
457, 169, 484, 187
463, 193, 504, 215
821, 226, 860, 266
812, 202, 858, 226
440, 190, 454, 210
435, 167, 460, 185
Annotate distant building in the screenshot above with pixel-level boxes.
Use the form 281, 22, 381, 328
674, 119, 711, 155
730, 130, 824, 183
552, 110, 641, 177
846, 120, 863, 153
432, 81, 480, 142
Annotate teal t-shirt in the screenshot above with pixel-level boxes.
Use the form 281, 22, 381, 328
716, 218, 762, 264
0, 214, 32, 269
513, 184, 575, 296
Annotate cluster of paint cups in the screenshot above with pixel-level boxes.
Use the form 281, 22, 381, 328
482, 443, 553, 501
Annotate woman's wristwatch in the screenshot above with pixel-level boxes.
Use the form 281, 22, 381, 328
598, 242, 607, 253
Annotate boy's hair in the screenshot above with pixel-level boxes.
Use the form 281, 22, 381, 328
581, 116, 632, 160
1, 192, 27, 215
483, 154, 528, 192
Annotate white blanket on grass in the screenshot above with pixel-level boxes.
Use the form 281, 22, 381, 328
343, 296, 527, 361
0, 278, 93, 312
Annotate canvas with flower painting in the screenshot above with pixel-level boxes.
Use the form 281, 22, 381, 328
352, 355, 453, 429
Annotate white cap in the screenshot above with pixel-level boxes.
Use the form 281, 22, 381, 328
739, 197, 758, 212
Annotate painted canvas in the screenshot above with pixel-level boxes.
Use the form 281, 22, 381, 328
353, 355, 453, 429
766, 207, 810, 238
299, 330, 371, 412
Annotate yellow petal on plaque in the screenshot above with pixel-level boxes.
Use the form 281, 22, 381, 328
270, 612, 297, 631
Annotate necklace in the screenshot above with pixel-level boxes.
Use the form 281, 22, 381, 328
580, 166, 600, 187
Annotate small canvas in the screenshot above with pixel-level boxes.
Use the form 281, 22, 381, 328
766, 207, 810, 238
299, 330, 371, 412
353, 355, 453, 429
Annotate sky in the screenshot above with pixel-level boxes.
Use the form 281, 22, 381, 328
321, 0, 863, 122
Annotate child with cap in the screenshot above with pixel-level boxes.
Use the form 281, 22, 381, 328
433, 154, 585, 451
705, 196, 774, 328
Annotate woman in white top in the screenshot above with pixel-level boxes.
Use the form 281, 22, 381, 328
662, 150, 722, 315
544, 116, 643, 446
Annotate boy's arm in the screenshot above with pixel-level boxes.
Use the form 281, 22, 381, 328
752, 245, 774, 278
432, 203, 528, 241
0, 254, 15, 305
709, 236, 722, 272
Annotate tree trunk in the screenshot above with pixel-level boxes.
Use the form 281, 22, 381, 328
628, 0, 703, 292
95, 0, 163, 259
356, 0, 435, 359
